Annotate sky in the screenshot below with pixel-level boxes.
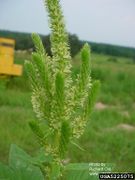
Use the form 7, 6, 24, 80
0, 0, 135, 48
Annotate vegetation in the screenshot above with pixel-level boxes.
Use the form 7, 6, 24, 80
0, 51, 135, 177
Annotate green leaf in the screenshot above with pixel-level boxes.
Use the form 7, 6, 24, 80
9, 144, 32, 168
9, 144, 51, 167
0, 162, 13, 179
8, 144, 44, 180
11, 166, 44, 180
65, 163, 98, 180
0, 161, 44, 180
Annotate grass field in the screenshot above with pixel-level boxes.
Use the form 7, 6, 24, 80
0, 51, 135, 173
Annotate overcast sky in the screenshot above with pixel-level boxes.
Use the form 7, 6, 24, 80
0, 0, 135, 47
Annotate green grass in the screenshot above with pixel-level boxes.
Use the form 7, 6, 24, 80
0, 52, 135, 172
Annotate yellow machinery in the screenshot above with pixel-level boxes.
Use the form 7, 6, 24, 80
0, 38, 22, 77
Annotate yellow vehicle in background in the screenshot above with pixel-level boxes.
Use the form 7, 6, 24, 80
0, 38, 22, 77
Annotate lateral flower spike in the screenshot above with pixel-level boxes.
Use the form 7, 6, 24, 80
25, 0, 100, 179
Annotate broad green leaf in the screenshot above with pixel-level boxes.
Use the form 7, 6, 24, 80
8, 144, 45, 179
11, 166, 44, 180
9, 144, 32, 168
65, 163, 98, 180
0, 162, 13, 180
0, 162, 44, 180
9, 144, 52, 167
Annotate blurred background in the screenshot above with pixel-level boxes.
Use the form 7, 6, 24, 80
0, 0, 135, 172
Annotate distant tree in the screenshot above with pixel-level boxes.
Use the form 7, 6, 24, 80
68, 34, 82, 57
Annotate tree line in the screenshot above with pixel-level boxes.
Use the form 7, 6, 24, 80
0, 30, 135, 58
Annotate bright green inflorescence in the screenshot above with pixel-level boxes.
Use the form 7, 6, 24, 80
25, 0, 100, 179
